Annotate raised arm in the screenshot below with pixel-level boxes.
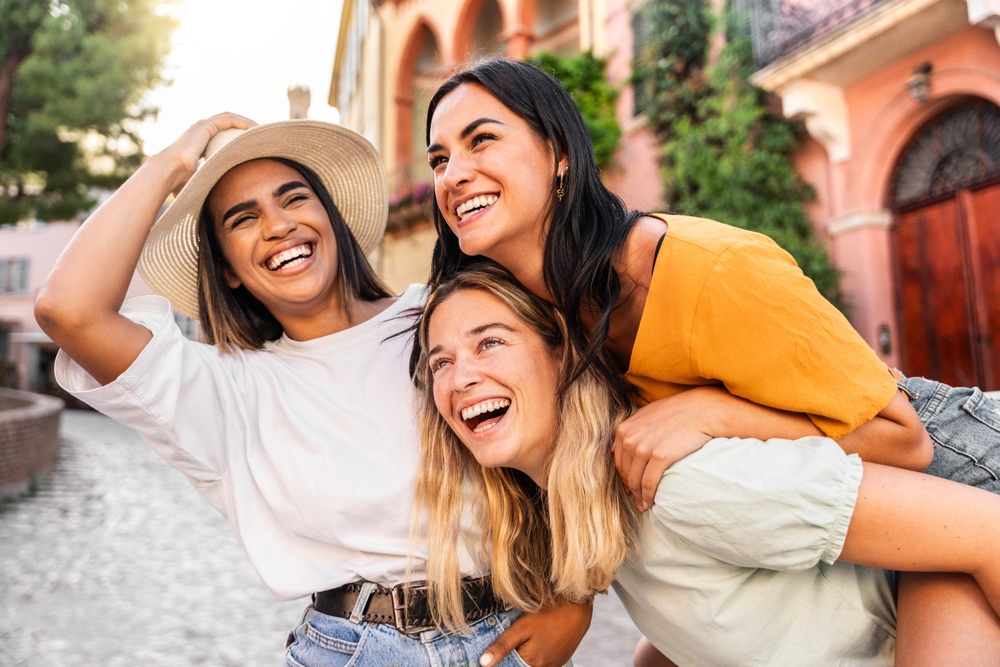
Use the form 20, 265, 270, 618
34, 113, 255, 385
840, 462, 1000, 618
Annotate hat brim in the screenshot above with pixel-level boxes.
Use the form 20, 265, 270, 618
137, 120, 388, 320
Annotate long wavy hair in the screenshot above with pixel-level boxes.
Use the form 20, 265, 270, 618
425, 57, 644, 399
197, 158, 391, 351
412, 262, 636, 632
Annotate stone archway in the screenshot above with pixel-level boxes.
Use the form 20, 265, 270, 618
891, 99, 1000, 389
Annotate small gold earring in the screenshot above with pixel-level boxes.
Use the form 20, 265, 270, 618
557, 168, 567, 201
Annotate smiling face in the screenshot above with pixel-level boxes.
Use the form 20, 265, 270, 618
427, 288, 563, 486
427, 84, 566, 274
207, 159, 341, 323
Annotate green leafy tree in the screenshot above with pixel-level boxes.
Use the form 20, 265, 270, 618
0, 0, 175, 223
630, 0, 712, 135
634, 0, 843, 308
528, 50, 621, 168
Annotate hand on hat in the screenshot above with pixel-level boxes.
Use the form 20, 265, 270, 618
159, 112, 258, 195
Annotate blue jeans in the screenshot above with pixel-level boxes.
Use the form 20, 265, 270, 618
901, 375, 1000, 494
284, 606, 531, 667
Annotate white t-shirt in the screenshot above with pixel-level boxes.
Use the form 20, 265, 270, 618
56, 285, 483, 600
614, 436, 896, 667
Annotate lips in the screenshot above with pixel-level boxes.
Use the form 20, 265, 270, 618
265, 243, 313, 271
461, 397, 511, 433
455, 194, 498, 221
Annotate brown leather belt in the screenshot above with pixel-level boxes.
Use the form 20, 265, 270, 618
312, 576, 506, 635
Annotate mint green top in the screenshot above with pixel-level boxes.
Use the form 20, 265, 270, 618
614, 436, 896, 666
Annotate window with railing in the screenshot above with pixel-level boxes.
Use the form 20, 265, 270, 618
738, 0, 887, 67
631, 3, 654, 116
0, 258, 30, 295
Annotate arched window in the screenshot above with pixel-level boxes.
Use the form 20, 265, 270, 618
470, 0, 506, 57
891, 100, 1000, 208
395, 23, 443, 185
530, 0, 578, 55
411, 29, 442, 172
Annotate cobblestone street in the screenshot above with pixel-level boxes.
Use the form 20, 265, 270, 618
1, 411, 641, 667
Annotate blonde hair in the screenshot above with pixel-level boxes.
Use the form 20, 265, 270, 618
413, 262, 636, 632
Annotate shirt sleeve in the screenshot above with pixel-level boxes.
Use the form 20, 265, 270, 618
650, 435, 863, 571
55, 295, 242, 482
689, 239, 898, 439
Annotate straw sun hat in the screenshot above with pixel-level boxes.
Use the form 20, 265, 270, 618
137, 120, 388, 320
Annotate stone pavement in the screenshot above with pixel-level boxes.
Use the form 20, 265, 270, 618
0, 411, 641, 667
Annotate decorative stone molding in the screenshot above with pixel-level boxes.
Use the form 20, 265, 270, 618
778, 79, 852, 163
967, 0, 1000, 43
826, 209, 893, 236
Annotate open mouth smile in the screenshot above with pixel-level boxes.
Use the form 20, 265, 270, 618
455, 195, 498, 222
461, 398, 511, 433
265, 243, 313, 271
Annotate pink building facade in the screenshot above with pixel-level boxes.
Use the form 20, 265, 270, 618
753, 0, 1000, 389
0, 221, 159, 392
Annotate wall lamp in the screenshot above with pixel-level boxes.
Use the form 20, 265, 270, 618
907, 62, 932, 103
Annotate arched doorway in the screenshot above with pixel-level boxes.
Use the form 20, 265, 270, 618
891, 99, 1000, 389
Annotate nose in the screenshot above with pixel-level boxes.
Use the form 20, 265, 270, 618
440, 152, 474, 194
261, 207, 296, 240
450, 353, 483, 392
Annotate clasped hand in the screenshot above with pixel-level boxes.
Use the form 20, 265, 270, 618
612, 386, 728, 511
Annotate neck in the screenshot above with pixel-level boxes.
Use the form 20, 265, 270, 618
492, 246, 553, 304
276, 295, 394, 341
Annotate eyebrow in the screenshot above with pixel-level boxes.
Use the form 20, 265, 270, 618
426, 117, 504, 155
220, 180, 310, 226
427, 321, 517, 357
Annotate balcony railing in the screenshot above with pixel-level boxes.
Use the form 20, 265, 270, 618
741, 0, 888, 67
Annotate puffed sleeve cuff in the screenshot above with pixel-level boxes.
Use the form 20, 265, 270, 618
650, 436, 864, 572
822, 450, 864, 564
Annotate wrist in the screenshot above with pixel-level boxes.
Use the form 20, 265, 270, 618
143, 150, 194, 194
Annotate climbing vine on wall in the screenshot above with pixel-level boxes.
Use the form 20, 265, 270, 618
633, 1, 843, 308
529, 50, 621, 168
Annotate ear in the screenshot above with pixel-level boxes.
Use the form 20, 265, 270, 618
223, 265, 242, 289
557, 155, 569, 176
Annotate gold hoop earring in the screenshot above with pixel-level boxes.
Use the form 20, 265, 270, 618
557, 168, 567, 201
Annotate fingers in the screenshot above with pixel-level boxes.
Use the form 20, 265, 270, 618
480, 623, 524, 667
639, 452, 670, 510
161, 113, 259, 194
613, 423, 634, 494
204, 111, 258, 132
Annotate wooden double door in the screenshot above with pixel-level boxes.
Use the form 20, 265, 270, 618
894, 181, 1000, 389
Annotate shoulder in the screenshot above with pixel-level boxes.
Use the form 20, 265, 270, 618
650, 214, 784, 261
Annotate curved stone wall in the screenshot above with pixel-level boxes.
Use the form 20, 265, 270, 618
0, 388, 64, 498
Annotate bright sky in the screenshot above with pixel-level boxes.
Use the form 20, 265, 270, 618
140, 0, 344, 156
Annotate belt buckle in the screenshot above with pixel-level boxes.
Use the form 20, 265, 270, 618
391, 582, 435, 635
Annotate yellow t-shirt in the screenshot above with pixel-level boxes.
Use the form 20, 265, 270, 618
625, 215, 897, 440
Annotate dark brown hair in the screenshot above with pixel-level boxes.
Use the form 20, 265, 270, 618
425, 58, 643, 400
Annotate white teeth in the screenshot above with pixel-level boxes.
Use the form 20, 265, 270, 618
266, 244, 312, 271
461, 398, 511, 422
456, 194, 498, 220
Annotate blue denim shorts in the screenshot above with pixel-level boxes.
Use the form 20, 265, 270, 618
900, 375, 1000, 494
284, 605, 532, 667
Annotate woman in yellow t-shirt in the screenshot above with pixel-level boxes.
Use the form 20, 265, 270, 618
423, 57, 1000, 664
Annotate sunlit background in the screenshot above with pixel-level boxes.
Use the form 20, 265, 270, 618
140, 0, 343, 155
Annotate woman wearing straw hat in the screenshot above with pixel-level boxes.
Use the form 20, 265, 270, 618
34, 113, 589, 667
